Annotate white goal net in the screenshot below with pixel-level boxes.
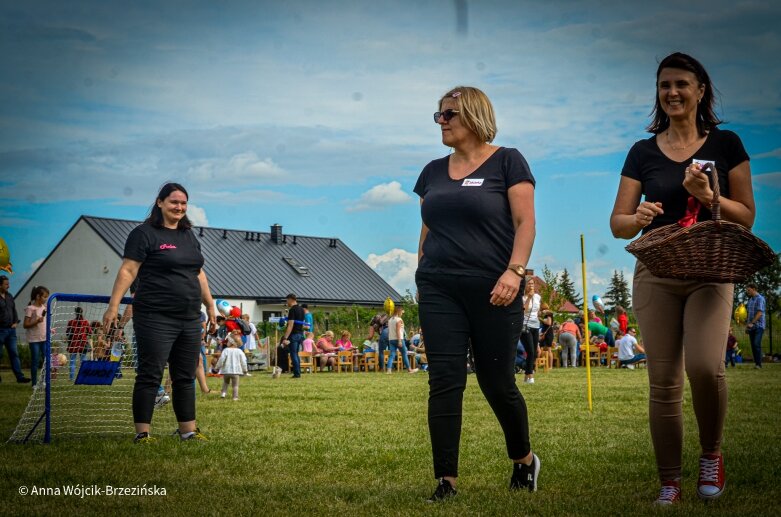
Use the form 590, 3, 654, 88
9, 294, 175, 443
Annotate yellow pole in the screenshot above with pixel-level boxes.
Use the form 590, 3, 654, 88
581, 234, 593, 412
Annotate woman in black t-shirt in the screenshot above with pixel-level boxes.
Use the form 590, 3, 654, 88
415, 86, 539, 501
103, 183, 217, 443
610, 53, 756, 505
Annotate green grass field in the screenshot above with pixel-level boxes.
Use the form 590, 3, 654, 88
1, 365, 780, 516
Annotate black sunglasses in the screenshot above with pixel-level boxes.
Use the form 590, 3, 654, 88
433, 109, 460, 123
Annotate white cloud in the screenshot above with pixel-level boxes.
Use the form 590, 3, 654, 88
29, 257, 44, 272
754, 172, 781, 188
366, 248, 417, 296
186, 203, 208, 227
754, 148, 781, 159
549, 171, 611, 181
347, 181, 413, 212
188, 152, 286, 184
12, 257, 46, 289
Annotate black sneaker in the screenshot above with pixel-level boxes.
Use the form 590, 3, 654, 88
177, 427, 208, 441
17, 376, 31, 383
510, 453, 540, 492
133, 432, 157, 444
427, 478, 457, 503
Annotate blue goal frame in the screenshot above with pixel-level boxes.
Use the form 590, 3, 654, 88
21, 293, 133, 444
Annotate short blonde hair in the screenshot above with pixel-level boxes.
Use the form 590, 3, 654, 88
323, 330, 335, 338
440, 86, 497, 143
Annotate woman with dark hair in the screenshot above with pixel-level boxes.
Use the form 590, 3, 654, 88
103, 183, 216, 443
610, 52, 756, 505
23, 285, 49, 386
415, 86, 539, 501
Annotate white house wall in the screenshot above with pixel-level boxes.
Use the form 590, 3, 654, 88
14, 219, 120, 322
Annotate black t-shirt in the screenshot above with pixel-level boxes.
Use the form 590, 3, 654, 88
287, 304, 306, 333
413, 147, 535, 278
621, 128, 749, 234
123, 223, 204, 319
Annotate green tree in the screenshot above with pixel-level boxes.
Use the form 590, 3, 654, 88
540, 265, 567, 312
604, 270, 631, 313
558, 268, 582, 307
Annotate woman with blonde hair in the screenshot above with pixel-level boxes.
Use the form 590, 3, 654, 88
315, 330, 337, 371
385, 306, 418, 374
336, 330, 353, 350
415, 86, 539, 501
520, 278, 541, 384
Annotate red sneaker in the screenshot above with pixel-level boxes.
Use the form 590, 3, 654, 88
654, 480, 681, 505
697, 453, 725, 500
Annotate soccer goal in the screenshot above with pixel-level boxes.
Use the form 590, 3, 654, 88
9, 293, 175, 443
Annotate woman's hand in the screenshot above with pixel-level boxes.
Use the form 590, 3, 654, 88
683, 162, 714, 204
205, 306, 217, 335
634, 201, 664, 228
102, 306, 119, 331
490, 270, 521, 306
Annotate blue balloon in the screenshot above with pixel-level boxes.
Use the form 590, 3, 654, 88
215, 299, 232, 317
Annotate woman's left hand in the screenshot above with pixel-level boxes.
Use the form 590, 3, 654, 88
683, 162, 714, 203
490, 271, 521, 306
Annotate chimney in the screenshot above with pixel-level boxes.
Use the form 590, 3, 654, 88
271, 224, 282, 244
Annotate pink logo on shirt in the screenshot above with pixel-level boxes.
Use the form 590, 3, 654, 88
159, 244, 177, 250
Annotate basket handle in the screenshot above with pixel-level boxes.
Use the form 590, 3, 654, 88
701, 162, 720, 221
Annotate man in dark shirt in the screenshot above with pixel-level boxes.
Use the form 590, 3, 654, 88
0, 275, 31, 383
281, 293, 306, 378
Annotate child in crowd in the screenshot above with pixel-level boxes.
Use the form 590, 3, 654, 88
66, 306, 91, 380
215, 329, 248, 400
302, 332, 315, 353
23, 285, 49, 386
336, 330, 353, 350
725, 326, 738, 368
91, 321, 108, 360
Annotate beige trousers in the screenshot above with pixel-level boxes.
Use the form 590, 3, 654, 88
633, 261, 733, 481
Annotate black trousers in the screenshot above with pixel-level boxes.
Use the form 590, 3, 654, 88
132, 311, 201, 424
521, 327, 539, 375
416, 271, 531, 479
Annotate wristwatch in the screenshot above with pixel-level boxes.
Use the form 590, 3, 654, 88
507, 264, 526, 277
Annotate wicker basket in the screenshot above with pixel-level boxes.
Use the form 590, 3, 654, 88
626, 163, 776, 283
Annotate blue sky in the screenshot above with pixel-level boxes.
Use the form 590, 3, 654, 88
1, 0, 780, 300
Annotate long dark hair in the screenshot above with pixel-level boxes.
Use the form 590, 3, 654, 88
29, 285, 49, 305
144, 182, 193, 230
646, 52, 722, 136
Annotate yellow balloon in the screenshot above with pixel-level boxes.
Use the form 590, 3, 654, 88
0, 236, 12, 273
384, 297, 395, 315
734, 304, 747, 324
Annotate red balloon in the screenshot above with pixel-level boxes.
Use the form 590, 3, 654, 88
230, 306, 241, 318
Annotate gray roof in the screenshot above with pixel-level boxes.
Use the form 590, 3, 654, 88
82, 216, 403, 306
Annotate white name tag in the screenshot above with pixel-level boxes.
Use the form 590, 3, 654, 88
692, 158, 716, 169
462, 178, 484, 187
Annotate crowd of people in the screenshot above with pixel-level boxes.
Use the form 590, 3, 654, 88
0, 52, 773, 507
